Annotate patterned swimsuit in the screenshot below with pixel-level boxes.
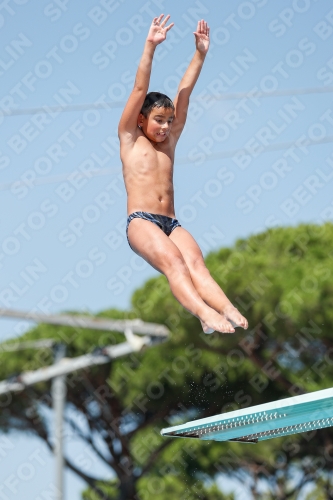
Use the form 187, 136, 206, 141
126, 211, 181, 249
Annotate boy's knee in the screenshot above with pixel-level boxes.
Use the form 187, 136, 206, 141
188, 254, 207, 273
167, 254, 188, 275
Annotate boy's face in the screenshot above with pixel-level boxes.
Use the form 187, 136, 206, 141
138, 107, 174, 142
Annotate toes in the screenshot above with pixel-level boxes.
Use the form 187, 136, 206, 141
223, 306, 248, 330
201, 313, 241, 335
238, 317, 248, 329
229, 318, 247, 329
211, 318, 234, 334
220, 322, 235, 334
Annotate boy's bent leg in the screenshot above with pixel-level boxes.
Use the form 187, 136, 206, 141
169, 227, 248, 330
127, 218, 235, 333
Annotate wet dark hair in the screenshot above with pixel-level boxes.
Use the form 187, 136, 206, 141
140, 92, 175, 117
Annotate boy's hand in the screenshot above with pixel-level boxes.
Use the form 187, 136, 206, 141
147, 14, 174, 45
193, 19, 210, 55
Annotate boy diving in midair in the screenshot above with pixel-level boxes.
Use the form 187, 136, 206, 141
118, 14, 248, 334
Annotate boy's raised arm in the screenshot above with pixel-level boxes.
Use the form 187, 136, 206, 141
118, 14, 174, 139
172, 20, 210, 140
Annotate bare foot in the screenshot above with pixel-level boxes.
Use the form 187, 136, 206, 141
200, 319, 214, 334
201, 310, 235, 334
222, 304, 248, 330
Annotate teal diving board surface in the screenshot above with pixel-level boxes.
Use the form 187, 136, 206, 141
161, 388, 333, 443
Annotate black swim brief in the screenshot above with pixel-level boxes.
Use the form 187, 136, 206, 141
126, 211, 181, 248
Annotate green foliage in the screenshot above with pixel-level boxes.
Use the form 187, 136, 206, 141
304, 474, 333, 500
136, 475, 234, 500
1, 224, 333, 500
82, 481, 120, 500
304, 486, 326, 500
81, 475, 235, 500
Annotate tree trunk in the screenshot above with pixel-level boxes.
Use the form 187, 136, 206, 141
118, 477, 137, 500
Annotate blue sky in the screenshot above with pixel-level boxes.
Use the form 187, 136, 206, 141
1, 0, 333, 498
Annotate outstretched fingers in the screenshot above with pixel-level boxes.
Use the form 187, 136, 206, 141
165, 21, 174, 32
161, 14, 174, 32
153, 14, 164, 25
152, 13, 174, 31
193, 19, 210, 53
160, 14, 170, 27
194, 19, 210, 36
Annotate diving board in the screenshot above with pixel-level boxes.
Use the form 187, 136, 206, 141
161, 388, 333, 443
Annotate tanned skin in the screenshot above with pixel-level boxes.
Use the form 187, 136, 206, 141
118, 15, 248, 334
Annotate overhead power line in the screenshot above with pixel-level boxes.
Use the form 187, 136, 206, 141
1, 86, 332, 117
176, 135, 333, 164
1, 134, 332, 192
0, 167, 122, 191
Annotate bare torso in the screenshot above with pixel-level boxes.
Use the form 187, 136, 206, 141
121, 129, 176, 217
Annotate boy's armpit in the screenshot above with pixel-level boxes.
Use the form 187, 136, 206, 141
118, 129, 138, 146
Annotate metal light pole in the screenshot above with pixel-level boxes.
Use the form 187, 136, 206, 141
52, 343, 66, 500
